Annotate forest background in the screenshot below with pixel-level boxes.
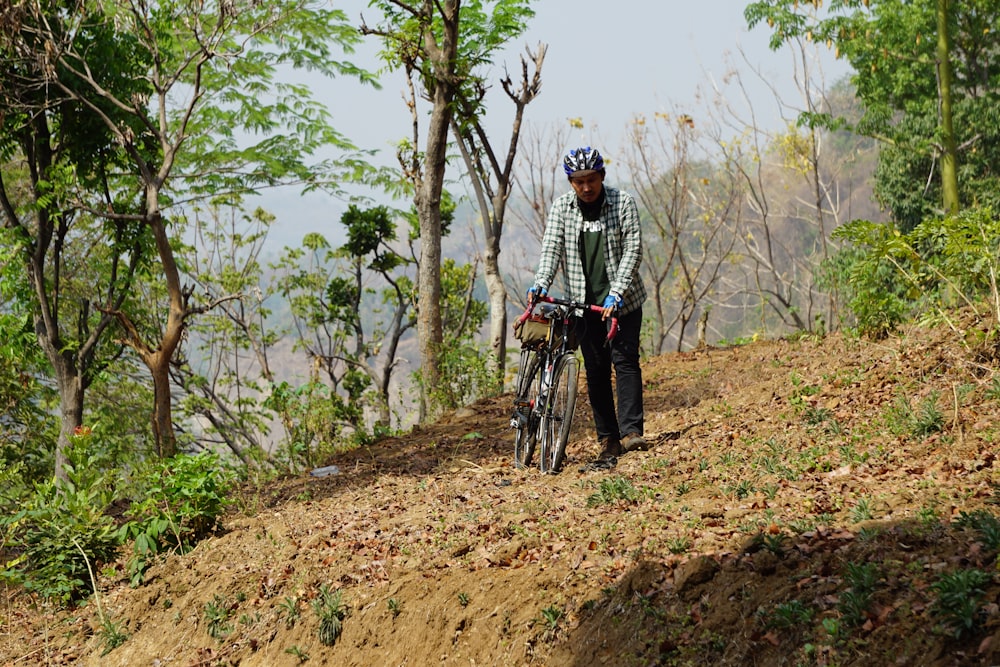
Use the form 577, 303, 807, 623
3, 0, 1000, 629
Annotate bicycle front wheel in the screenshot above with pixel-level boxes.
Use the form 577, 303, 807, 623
539, 353, 579, 474
513, 348, 542, 469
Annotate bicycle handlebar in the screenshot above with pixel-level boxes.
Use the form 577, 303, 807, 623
515, 294, 619, 344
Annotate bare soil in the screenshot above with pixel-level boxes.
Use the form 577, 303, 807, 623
6, 315, 1000, 666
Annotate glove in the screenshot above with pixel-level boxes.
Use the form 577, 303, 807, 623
602, 292, 622, 312
527, 285, 547, 302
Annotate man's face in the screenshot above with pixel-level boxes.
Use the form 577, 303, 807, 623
569, 171, 604, 204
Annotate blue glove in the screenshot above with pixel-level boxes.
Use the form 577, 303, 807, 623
602, 293, 622, 312
527, 285, 547, 301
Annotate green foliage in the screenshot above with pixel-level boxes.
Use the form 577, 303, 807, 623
539, 604, 563, 640
263, 379, 366, 472
954, 510, 1000, 552
833, 209, 1000, 343
204, 594, 234, 640
279, 596, 301, 628
0, 229, 57, 482
118, 452, 233, 585
387, 597, 401, 617
764, 599, 814, 631
827, 221, 919, 338
312, 584, 348, 647
416, 257, 495, 411
884, 391, 944, 441
931, 568, 993, 638
586, 476, 647, 507
99, 615, 129, 656
0, 441, 119, 604
746, 1, 1000, 229
839, 561, 880, 628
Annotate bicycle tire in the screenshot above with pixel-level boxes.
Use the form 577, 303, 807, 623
539, 353, 579, 474
513, 349, 542, 469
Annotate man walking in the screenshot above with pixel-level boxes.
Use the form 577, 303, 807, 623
527, 147, 647, 470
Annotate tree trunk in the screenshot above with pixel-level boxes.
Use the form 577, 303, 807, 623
483, 237, 508, 388
51, 355, 84, 480
936, 0, 959, 214
414, 0, 459, 423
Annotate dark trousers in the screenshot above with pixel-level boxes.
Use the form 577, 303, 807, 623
576, 307, 644, 442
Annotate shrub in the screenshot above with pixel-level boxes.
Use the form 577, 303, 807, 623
118, 451, 233, 585
0, 443, 119, 604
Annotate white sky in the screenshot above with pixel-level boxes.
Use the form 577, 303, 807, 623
257, 1, 852, 247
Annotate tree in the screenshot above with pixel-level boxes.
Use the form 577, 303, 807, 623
362, 0, 533, 420
621, 112, 740, 353
451, 43, 545, 388
17, 0, 376, 458
745, 0, 1000, 230
173, 205, 281, 467
274, 204, 418, 437
0, 4, 153, 478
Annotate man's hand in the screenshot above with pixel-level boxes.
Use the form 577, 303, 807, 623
601, 293, 622, 320
527, 285, 547, 303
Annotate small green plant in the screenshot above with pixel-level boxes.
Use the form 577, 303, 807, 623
98, 616, 129, 656
788, 518, 816, 534
285, 645, 310, 663
802, 405, 832, 426
387, 597, 401, 617
457, 591, 470, 607
955, 509, 1000, 551
911, 391, 944, 438
675, 481, 691, 496
986, 377, 1000, 401
749, 531, 787, 557
118, 452, 234, 585
766, 600, 814, 630
540, 604, 563, 640
838, 561, 880, 627
822, 616, 842, 642
204, 594, 233, 640
724, 479, 754, 500
931, 568, 993, 638
667, 536, 692, 554
278, 596, 300, 628
312, 584, 348, 647
850, 496, 875, 522
586, 476, 646, 506
885, 391, 944, 440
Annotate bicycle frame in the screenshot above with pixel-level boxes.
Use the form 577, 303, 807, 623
511, 295, 618, 473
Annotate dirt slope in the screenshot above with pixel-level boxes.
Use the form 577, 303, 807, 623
5, 317, 1000, 666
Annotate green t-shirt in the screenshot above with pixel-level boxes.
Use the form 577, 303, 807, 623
580, 222, 609, 305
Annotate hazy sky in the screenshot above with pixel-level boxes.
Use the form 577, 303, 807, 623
258, 1, 851, 247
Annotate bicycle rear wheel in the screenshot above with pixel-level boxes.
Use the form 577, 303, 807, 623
539, 353, 579, 474
513, 348, 542, 469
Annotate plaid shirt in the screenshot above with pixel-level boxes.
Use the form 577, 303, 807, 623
534, 185, 647, 315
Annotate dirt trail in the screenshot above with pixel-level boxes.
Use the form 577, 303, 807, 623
4, 323, 1000, 666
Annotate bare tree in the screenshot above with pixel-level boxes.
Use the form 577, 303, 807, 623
703, 40, 877, 338
451, 44, 546, 385
621, 111, 740, 353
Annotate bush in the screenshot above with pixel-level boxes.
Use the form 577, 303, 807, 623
832, 208, 1000, 343
0, 444, 119, 604
119, 451, 234, 585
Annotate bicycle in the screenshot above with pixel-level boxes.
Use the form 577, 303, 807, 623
511, 295, 618, 473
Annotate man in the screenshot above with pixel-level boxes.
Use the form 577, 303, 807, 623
527, 147, 647, 471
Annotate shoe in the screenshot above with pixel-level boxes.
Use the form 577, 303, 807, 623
598, 436, 623, 458
622, 433, 649, 452
579, 455, 618, 473
578, 437, 621, 472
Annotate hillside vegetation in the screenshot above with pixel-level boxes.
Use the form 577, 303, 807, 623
5, 312, 1000, 666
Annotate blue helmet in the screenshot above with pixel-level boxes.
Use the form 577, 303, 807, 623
563, 146, 604, 176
